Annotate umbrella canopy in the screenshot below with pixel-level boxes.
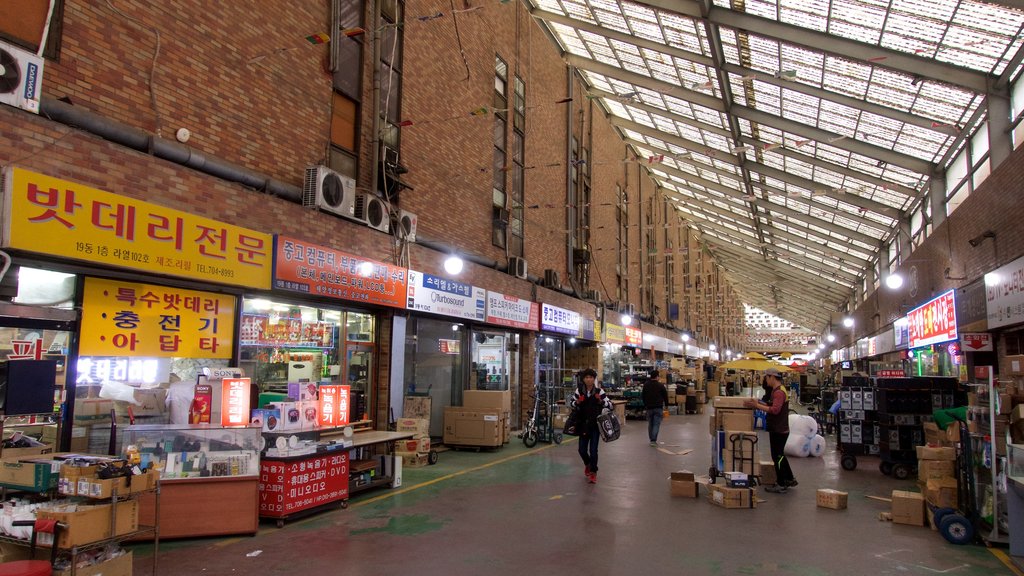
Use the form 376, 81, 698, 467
779, 352, 793, 359
746, 352, 767, 359
719, 358, 795, 372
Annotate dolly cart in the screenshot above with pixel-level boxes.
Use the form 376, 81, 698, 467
708, 430, 759, 485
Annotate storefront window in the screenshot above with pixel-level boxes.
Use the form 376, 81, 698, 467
470, 329, 520, 427
239, 299, 375, 423
403, 318, 465, 437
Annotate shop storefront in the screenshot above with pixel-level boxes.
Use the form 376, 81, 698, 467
600, 319, 644, 388
904, 289, 960, 377
477, 290, 537, 427
537, 303, 580, 395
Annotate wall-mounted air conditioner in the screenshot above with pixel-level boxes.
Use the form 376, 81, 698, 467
542, 269, 560, 289
355, 192, 389, 233
393, 209, 417, 242
0, 40, 44, 114
509, 257, 528, 279
302, 166, 359, 221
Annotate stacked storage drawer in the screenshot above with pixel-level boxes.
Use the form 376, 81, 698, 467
839, 385, 880, 455
876, 377, 959, 465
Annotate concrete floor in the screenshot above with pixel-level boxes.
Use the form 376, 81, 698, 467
133, 412, 1019, 576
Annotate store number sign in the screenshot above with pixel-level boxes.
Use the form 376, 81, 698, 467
259, 453, 349, 518
318, 385, 350, 427
79, 277, 235, 358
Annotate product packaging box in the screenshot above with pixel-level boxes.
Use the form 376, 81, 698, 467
462, 389, 512, 413
922, 422, 950, 447
268, 402, 303, 431
915, 445, 956, 461
74, 472, 157, 499
918, 460, 955, 481
0, 457, 60, 491
925, 478, 958, 509
443, 408, 502, 447
400, 452, 429, 468
396, 418, 431, 436
670, 471, 698, 498
403, 396, 432, 419
706, 483, 756, 509
37, 500, 140, 548
252, 408, 283, 433
816, 489, 848, 510
287, 382, 319, 402
891, 490, 925, 526
759, 460, 777, 486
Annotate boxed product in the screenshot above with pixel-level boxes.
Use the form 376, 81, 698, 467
443, 407, 502, 447
400, 452, 429, 468
54, 550, 133, 576
252, 408, 283, 433
706, 483, 756, 509
670, 470, 699, 498
463, 389, 512, 413
925, 478, 958, 509
396, 418, 430, 436
76, 471, 158, 499
891, 490, 925, 526
288, 382, 319, 401
724, 471, 749, 488
268, 402, 303, 431
915, 446, 955, 460
918, 460, 955, 481
922, 422, 950, 447
36, 500, 140, 548
298, 400, 320, 430
816, 489, 848, 510
759, 461, 777, 486
0, 457, 61, 492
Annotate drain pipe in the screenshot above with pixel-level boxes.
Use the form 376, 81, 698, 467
39, 97, 302, 203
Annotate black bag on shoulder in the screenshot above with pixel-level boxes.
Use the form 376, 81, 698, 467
563, 409, 580, 436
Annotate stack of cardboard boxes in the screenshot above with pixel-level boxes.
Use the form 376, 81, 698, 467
564, 347, 602, 378
442, 389, 510, 448
395, 417, 431, 468
706, 397, 759, 508
917, 444, 957, 526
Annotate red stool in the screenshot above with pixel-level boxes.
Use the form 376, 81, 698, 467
0, 519, 63, 576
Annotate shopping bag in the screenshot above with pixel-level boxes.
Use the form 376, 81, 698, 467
597, 411, 621, 442
562, 409, 580, 436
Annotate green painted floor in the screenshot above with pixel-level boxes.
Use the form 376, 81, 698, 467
132, 414, 1020, 576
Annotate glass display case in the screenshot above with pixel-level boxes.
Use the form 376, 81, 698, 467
121, 423, 261, 480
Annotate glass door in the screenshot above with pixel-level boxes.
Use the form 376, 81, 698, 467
470, 330, 521, 428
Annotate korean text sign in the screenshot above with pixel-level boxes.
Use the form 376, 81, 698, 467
985, 254, 1024, 328
1, 167, 272, 289
407, 270, 485, 321
274, 236, 408, 309
485, 291, 538, 330
318, 385, 351, 427
540, 304, 580, 335
221, 378, 251, 427
259, 453, 349, 517
80, 277, 235, 358
908, 289, 958, 348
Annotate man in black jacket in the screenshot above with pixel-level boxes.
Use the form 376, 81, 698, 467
641, 370, 669, 446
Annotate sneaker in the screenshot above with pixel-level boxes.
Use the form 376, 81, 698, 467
650, 441, 657, 447
584, 465, 590, 478
588, 472, 597, 484
785, 480, 799, 488
764, 484, 788, 494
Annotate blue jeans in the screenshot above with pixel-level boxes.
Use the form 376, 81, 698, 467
578, 423, 601, 473
646, 408, 663, 442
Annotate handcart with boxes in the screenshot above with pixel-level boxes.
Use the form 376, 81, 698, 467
707, 397, 760, 486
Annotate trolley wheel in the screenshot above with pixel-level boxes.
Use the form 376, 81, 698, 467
892, 463, 911, 480
708, 467, 718, 484
879, 461, 894, 476
931, 507, 956, 527
340, 499, 349, 509
428, 450, 439, 465
553, 432, 563, 445
523, 429, 538, 448
276, 519, 285, 528
939, 513, 975, 545
840, 455, 857, 471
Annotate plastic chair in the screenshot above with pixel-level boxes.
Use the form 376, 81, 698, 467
0, 519, 63, 576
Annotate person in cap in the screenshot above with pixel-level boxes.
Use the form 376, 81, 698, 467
744, 367, 797, 493
569, 367, 613, 484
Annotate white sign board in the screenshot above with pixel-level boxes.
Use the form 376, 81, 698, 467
985, 254, 1024, 328
407, 270, 485, 321
960, 332, 993, 352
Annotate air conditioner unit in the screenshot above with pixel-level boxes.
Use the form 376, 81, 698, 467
509, 257, 528, 279
392, 209, 417, 242
582, 289, 600, 301
355, 193, 389, 233
302, 166, 359, 221
622, 303, 636, 317
542, 269, 560, 289
494, 208, 510, 225
0, 40, 44, 114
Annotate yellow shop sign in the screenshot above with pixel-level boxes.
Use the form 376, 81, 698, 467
1, 167, 271, 289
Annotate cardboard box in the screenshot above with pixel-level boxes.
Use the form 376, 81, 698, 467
915, 445, 955, 461
37, 500, 140, 548
443, 407, 502, 447
922, 422, 950, 447
713, 397, 751, 409
54, 551, 133, 576
706, 483, 756, 509
74, 399, 114, 423
999, 393, 1012, 415
759, 460, 776, 486
946, 424, 961, 444
396, 418, 430, 436
74, 472, 158, 499
0, 457, 60, 491
0, 444, 54, 461
891, 490, 925, 526
670, 471, 698, 498
721, 431, 759, 475
463, 389, 512, 413
816, 489, 848, 510
925, 478, 958, 508
400, 452, 429, 468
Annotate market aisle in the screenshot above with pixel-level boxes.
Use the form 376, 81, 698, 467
137, 414, 1014, 576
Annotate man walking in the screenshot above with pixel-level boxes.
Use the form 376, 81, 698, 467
642, 370, 669, 446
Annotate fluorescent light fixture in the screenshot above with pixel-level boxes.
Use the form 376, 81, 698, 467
444, 256, 464, 275
885, 273, 904, 290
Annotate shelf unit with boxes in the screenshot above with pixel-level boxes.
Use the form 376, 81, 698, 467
120, 424, 261, 540
0, 454, 160, 576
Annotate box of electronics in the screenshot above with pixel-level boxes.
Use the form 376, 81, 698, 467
706, 483, 756, 509
443, 407, 502, 447
669, 470, 699, 498
396, 418, 430, 436
723, 471, 750, 488
0, 456, 61, 492
815, 489, 848, 510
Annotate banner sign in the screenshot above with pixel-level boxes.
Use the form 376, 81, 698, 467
407, 270, 485, 321
603, 322, 625, 344
318, 385, 350, 427
2, 167, 271, 288
221, 378, 251, 427
625, 327, 642, 346
960, 332, 993, 352
908, 289, 958, 348
485, 292, 539, 330
985, 254, 1024, 328
80, 277, 235, 358
274, 236, 407, 309
259, 453, 349, 518
540, 304, 580, 335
